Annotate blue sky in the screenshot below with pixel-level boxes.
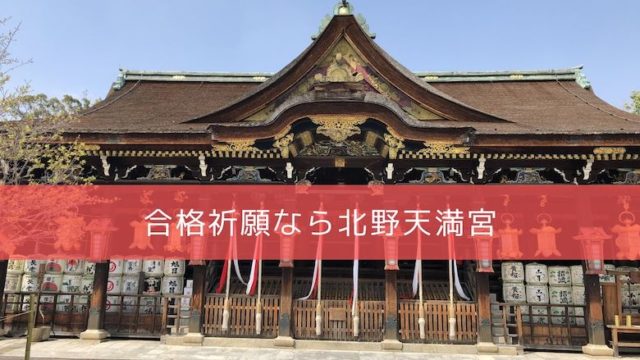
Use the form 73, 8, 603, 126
3, 1, 639, 109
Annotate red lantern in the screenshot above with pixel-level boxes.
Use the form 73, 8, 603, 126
573, 227, 610, 274
383, 228, 401, 270
279, 234, 296, 268
474, 234, 494, 273
86, 218, 117, 261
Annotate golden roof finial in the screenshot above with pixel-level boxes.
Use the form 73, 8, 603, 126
334, 0, 353, 15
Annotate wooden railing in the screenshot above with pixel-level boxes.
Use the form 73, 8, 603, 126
398, 300, 477, 344
104, 294, 164, 338
202, 295, 280, 338
293, 299, 385, 342
492, 303, 588, 350
161, 295, 191, 336
1, 293, 90, 336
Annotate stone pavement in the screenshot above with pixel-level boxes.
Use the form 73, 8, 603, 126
0, 338, 636, 360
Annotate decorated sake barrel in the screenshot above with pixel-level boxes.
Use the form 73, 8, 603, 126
23, 260, 44, 274
525, 263, 548, 284
41, 273, 63, 293
548, 266, 572, 286
107, 275, 123, 295
143, 277, 162, 295
599, 264, 616, 283
108, 259, 125, 275
61, 274, 83, 293
37, 295, 55, 311
7, 259, 25, 274
571, 286, 585, 305
162, 276, 184, 295
622, 287, 633, 307
550, 306, 573, 325
530, 306, 549, 325
63, 259, 84, 274
124, 259, 143, 275
4, 294, 20, 313
143, 259, 164, 276
519, 305, 530, 322
105, 296, 121, 313
84, 262, 96, 276
549, 285, 572, 304
20, 274, 38, 293
501, 262, 525, 282
502, 282, 526, 303
164, 260, 186, 276
45, 259, 66, 274
80, 277, 94, 294
570, 265, 584, 285
140, 296, 161, 314
616, 266, 635, 282
4, 274, 21, 293
56, 295, 79, 313
573, 307, 585, 326
121, 275, 140, 295
526, 285, 549, 304
121, 296, 138, 313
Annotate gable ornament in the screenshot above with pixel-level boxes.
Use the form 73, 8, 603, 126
311, 115, 367, 142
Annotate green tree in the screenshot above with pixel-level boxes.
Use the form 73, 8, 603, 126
627, 91, 640, 115
0, 18, 95, 185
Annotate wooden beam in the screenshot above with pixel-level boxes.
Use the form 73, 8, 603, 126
0, 261, 7, 323
476, 272, 493, 343
278, 267, 293, 338
584, 273, 607, 345
188, 264, 205, 333
384, 270, 399, 341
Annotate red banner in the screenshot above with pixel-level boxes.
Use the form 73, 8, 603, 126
0, 185, 638, 261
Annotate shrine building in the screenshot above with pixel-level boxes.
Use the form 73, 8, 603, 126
2, 1, 640, 356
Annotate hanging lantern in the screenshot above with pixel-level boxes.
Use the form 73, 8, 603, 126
383, 227, 401, 270
86, 218, 117, 261
279, 234, 295, 268
473, 234, 494, 273
573, 227, 610, 274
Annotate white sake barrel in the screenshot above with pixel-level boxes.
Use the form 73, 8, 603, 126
4, 294, 20, 313
20, 274, 38, 293
573, 307, 585, 326
162, 276, 184, 295
143, 277, 162, 295
599, 264, 616, 283
121, 275, 140, 295
525, 263, 548, 284
530, 306, 549, 325
502, 282, 526, 303
84, 262, 96, 276
617, 266, 635, 282
622, 287, 633, 307
7, 259, 25, 274
61, 274, 83, 293
107, 275, 123, 295
526, 285, 549, 304
64, 259, 84, 274
501, 262, 525, 282
549, 285, 572, 304
629, 284, 640, 307
570, 265, 584, 285
4, 274, 21, 293
550, 306, 573, 325
124, 259, 143, 275
45, 259, 66, 274
41, 273, 62, 293
548, 266, 572, 286
140, 296, 161, 314
23, 260, 44, 274
80, 277, 94, 294
143, 259, 164, 276
37, 295, 55, 311
56, 295, 78, 313
164, 260, 186, 276
571, 286, 585, 305
121, 296, 138, 313
105, 296, 121, 313
519, 305, 530, 322
108, 259, 125, 275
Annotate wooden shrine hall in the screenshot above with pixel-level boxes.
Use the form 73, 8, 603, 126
2, 1, 640, 356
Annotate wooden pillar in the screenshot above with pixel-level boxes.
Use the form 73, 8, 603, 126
188, 264, 205, 333
381, 270, 402, 350
274, 267, 295, 347
476, 272, 493, 343
0, 260, 7, 334
79, 261, 109, 341
582, 273, 613, 356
